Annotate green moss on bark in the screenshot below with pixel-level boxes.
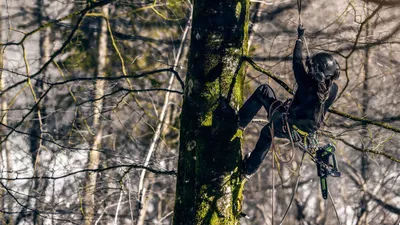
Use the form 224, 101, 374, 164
173, 0, 250, 224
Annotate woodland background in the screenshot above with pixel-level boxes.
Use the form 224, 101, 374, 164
0, 0, 399, 224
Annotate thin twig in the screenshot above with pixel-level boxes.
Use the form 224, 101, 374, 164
137, 7, 192, 219
0, 164, 176, 181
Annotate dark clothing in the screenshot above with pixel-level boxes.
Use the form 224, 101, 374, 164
239, 39, 338, 176
238, 84, 290, 174
289, 40, 338, 133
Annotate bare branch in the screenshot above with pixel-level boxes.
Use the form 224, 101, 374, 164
244, 56, 294, 94
345, 168, 400, 214
0, 1, 121, 96
320, 131, 400, 163
0, 164, 176, 181
362, 0, 400, 6
43, 68, 184, 90
244, 57, 400, 134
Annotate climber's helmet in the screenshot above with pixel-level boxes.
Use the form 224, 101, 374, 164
307, 52, 340, 82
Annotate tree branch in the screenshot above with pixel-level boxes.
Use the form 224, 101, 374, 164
244, 57, 400, 134
320, 131, 400, 163
0, 164, 176, 181
0, 0, 120, 96
43, 68, 184, 90
345, 168, 400, 214
362, 0, 400, 6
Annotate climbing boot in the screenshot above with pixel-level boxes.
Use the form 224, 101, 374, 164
241, 152, 253, 180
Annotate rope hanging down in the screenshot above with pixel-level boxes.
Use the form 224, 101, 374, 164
297, 0, 303, 25
296, 0, 311, 57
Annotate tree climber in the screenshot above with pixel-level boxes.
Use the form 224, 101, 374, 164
237, 25, 341, 179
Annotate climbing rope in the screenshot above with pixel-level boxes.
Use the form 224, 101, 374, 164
329, 191, 342, 225
261, 3, 341, 223
278, 124, 343, 225
278, 151, 306, 225
269, 100, 295, 164
297, 0, 303, 25
297, 0, 311, 57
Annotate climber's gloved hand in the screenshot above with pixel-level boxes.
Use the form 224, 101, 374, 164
298, 24, 305, 39
231, 127, 244, 141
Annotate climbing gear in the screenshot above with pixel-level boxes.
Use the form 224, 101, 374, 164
278, 151, 306, 225
297, 0, 303, 27
296, 0, 310, 57
291, 125, 319, 151
279, 1, 342, 224
316, 143, 341, 199
279, 132, 341, 224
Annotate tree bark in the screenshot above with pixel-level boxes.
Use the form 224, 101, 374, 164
0, 0, 6, 223
31, 0, 51, 223
82, 5, 109, 225
136, 175, 154, 225
357, 5, 371, 224
173, 0, 249, 224
0, 1, 13, 223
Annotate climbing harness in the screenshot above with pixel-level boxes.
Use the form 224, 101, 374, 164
244, 1, 342, 223
278, 120, 341, 225
291, 127, 341, 197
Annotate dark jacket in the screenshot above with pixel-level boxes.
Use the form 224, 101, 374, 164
288, 39, 338, 133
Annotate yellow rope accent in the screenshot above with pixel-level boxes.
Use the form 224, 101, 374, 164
292, 125, 309, 147
292, 125, 308, 137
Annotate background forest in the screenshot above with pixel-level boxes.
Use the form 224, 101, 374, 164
0, 0, 399, 224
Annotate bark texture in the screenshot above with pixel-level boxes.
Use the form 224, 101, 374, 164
82, 6, 109, 225
173, 0, 250, 224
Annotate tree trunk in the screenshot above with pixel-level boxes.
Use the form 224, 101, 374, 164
0, 0, 7, 223
82, 5, 109, 225
0, 1, 13, 222
173, 0, 250, 224
31, 0, 51, 223
136, 175, 154, 225
358, 5, 371, 224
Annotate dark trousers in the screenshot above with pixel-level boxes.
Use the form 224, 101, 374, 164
238, 84, 290, 175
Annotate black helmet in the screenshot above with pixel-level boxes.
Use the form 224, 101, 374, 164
307, 52, 340, 82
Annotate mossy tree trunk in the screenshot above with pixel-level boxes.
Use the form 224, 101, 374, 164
173, 0, 249, 224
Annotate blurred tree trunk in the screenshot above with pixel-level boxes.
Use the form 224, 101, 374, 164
82, 5, 109, 225
30, 0, 51, 223
358, 5, 371, 225
137, 175, 154, 225
0, 1, 13, 223
173, 0, 250, 224
0, 0, 8, 223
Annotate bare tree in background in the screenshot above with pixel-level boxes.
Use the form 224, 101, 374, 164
0, 0, 398, 224
82, 5, 109, 225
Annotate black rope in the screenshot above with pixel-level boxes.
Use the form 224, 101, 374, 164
297, 0, 302, 25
